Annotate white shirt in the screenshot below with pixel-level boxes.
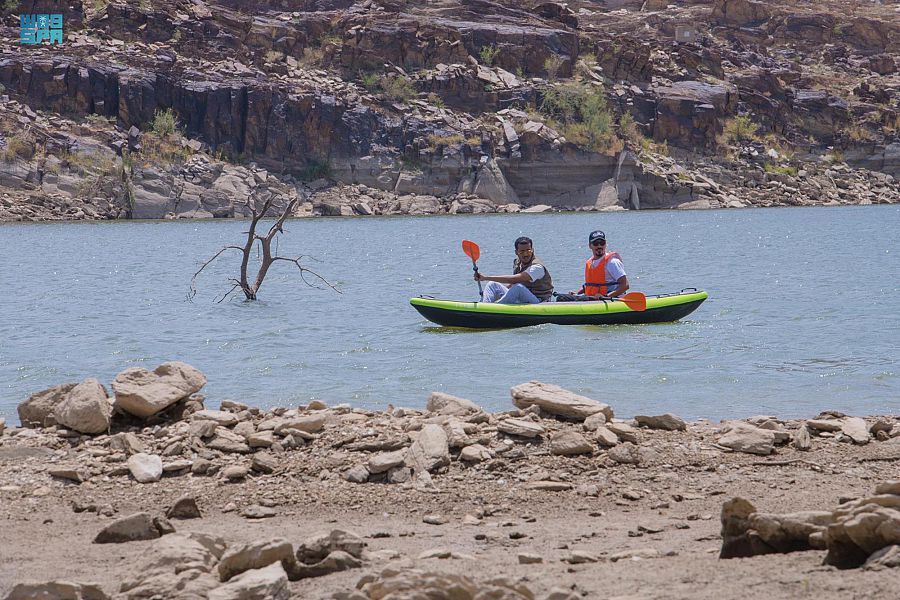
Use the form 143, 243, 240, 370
523, 264, 545, 282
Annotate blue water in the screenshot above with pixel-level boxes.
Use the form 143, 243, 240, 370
1, 206, 898, 422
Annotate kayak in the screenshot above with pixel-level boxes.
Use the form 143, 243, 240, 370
410, 289, 708, 329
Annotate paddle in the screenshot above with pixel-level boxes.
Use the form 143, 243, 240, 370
603, 291, 647, 311
461, 239, 483, 298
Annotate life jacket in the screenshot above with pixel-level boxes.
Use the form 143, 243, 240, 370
584, 251, 622, 296
514, 255, 553, 302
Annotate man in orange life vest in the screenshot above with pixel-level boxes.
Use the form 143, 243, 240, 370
570, 230, 629, 299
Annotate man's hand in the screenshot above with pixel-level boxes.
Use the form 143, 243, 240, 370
474, 272, 487, 282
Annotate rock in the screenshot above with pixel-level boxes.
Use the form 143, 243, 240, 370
241, 505, 277, 519
192, 409, 239, 427
296, 530, 366, 565
112, 361, 207, 418
582, 412, 607, 431
49, 467, 86, 483
518, 552, 543, 564
110, 432, 147, 455
167, 496, 202, 520
190, 419, 219, 439
405, 423, 450, 473
118, 533, 224, 598
511, 381, 613, 421
635, 413, 687, 431
53, 378, 111, 435
288, 550, 361, 579
524, 481, 572, 491
459, 444, 492, 463
218, 538, 296, 582
594, 425, 620, 447
251, 453, 278, 474
358, 570, 536, 598
606, 422, 640, 443
368, 449, 407, 474
127, 453, 163, 483
387, 466, 411, 484
720, 497, 774, 559
426, 392, 483, 417
497, 418, 545, 438
841, 417, 871, 445
563, 551, 599, 564
423, 514, 448, 525
864, 545, 900, 569
5, 582, 109, 600
344, 464, 370, 483
717, 422, 775, 455
550, 431, 593, 455
248, 431, 276, 448
609, 548, 662, 561
94, 512, 166, 543
608, 443, 642, 465
209, 563, 290, 600
0, 417, 4, 435
807, 418, 844, 432
223, 465, 249, 481
206, 427, 252, 453
875, 481, 900, 495
18, 382, 77, 427
793, 425, 812, 451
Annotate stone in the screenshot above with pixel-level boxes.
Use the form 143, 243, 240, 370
550, 431, 593, 455
387, 466, 411, 484
511, 381, 613, 421
807, 418, 843, 432
582, 412, 607, 431
524, 481, 572, 491
295, 529, 366, 564
288, 550, 361, 579
206, 427, 251, 453
563, 551, 599, 564
841, 417, 870, 445
368, 449, 407, 474
594, 425, 620, 447
608, 442, 642, 465
53, 379, 111, 435
426, 391, 483, 417
191, 409, 239, 427
793, 424, 812, 450
875, 481, 900, 496
127, 453, 163, 483
344, 464, 370, 483
110, 432, 147, 455
606, 422, 640, 443
459, 444, 492, 463
274, 414, 326, 434
5, 582, 109, 600
248, 431, 276, 448
94, 512, 163, 543
635, 413, 687, 431
423, 514, 448, 525
118, 533, 224, 598
233, 421, 256, 439
518, 552, 543, 564
250, 453, 278, 474
609, 548, 662, 561
864, 545, 900, 569
497, 418, 545, 438
190, 419, 219, 439
112, 361, 207, 418
209, 563, 290, 600
218, 538, 296, 582
0, 417, 4, 436
405, 424, 450, 473
241, 505, 277, 519
17, 383, 77, 427
223, 465, 249, 481
717, 422, 775, 455
167, 496, 202, 520
49, 467, 86, 483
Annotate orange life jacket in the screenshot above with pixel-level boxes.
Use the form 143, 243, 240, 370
584, 251, 622, 296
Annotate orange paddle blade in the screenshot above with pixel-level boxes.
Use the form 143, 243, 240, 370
462, 239, 480, 262
617, 292, 647, 312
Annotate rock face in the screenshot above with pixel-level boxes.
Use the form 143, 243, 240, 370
510, 381, 613, 421
53, 379, 112, 435
112, 361, 207, 418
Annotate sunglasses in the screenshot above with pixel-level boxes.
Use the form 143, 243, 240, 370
590, 240, 605, 247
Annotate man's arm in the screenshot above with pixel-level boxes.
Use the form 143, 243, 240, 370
475, 272, 532, 284
607, 275, 629, 298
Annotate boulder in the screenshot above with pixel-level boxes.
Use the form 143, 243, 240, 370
717, 422, 775, 455
5, 582, 109, 600
94, 512, 166, 544
287, 550, 361, 580
550, 431, 593, 456
368, 449, 407, 474
191, 410, 239, 427
608, 442, 642, 465
127, 453, 163, 483
841, 417, 870, 445
17, 382, 77, 428
53, 379, 112, 435
497, 418, 545, 438
634, 413, 687, 431
510, 381, 613, 421
459, 444, 492, 463
218, 538, 296, 582
405, 424, 450, 473
273, 414, 326, 434
594, 425, 620, 447
208, 563, 290, 600
118, 533, 224, 598
295, 530, 366, 565
206, 427, 251, 453
112, 361, 207, 418
426, 392, 483, 417
167, 496, 202, 520
711, 0, 772, 27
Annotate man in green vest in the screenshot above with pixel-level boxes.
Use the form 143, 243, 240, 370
475, 236, 554, 303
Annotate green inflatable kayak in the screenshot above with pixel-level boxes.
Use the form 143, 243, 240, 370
410, 289, 708, 329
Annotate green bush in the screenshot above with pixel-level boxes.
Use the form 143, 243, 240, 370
379, 75, 416, 102
479, 45, 500, 67
150, 108, 178, 137
544, 55, 564, 81
764, 163, 798, 176
300, 159, 332, 181
540, 82, 618, 153
723, 115, 759, 143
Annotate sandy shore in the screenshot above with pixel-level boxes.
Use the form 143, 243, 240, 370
1, 383, 898, 599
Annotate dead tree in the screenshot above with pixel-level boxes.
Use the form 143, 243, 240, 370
190, 189, 338, 302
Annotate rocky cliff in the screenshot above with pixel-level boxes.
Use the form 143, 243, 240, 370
0, 0, 897, 220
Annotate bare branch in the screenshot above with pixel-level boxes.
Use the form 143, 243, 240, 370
271, 256, 342, 293
189, 245, 246, 301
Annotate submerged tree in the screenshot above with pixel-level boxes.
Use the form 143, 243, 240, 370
190, 189, 338, 302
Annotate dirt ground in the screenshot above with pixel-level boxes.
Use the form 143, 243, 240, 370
1, 409, 899, 599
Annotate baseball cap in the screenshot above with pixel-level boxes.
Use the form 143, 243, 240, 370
588, 230, 606, 244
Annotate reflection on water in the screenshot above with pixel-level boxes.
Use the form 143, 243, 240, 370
1, 206, 898, 420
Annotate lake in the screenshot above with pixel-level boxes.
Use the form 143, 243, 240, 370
1, 205, 898, 422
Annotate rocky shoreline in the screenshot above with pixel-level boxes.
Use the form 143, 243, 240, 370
2, 361, 898, 598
